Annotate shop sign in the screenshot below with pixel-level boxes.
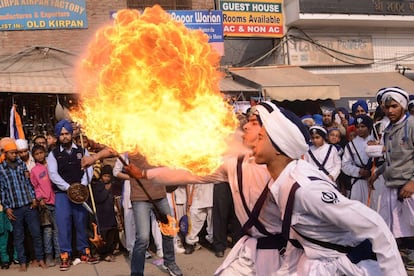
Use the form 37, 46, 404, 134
219, 0, 284, 38
288, 36, 374, 67
0, 0, 87, 31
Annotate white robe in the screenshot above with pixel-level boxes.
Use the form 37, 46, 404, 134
342, 135, 375, 207
304, 143, 341, 181
147, 155, 288, 275
273, 159, 405, 276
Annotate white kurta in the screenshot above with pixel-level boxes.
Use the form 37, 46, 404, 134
273, 159, 405, 276
304, 143, 341, 181
147, 155, 287, 275
342, 135, 374, 206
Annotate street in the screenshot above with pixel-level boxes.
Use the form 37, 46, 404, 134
2, 246, 224, 276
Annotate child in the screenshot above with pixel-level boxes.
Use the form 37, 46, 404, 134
304, 125, 341, 182
91, 165, 118, 262
30, 144, 60, 267
0, 201, 12, 269
341, 115, 375, 207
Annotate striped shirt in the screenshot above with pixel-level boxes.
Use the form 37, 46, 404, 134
0, 159, 35, 209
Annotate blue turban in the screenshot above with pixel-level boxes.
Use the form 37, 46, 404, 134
55, 119, 73, 138
351, 100, 368, 115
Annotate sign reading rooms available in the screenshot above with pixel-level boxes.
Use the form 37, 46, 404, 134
219, 0, 283, 37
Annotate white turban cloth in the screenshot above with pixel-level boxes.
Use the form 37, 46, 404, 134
382, 87, 409, 109
254, 101, 309, 160
15, 139, 28, 150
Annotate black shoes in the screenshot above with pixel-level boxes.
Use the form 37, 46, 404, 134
215, 250, 224, 258
184, 244, 195, 255
1, 262, 10, 269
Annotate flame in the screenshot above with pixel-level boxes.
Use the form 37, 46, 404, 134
159, 215, 179, 237
72, 6, 238, 175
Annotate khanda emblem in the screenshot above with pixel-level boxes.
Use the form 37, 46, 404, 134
321, 191, 339, 204
311, 129, 318, 135
356, 117, 363, 125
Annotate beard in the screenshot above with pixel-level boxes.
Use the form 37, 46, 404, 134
61, 141, 72, 149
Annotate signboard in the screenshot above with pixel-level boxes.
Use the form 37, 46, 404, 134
219, 0, 284, 38
299, 0, 414, 16
0, 0, 87, 31
169, 10, 224, 56
288, 36, 374, 67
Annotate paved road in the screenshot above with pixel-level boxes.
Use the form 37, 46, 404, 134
3, 247, 414, 275
2, 247, 224, 276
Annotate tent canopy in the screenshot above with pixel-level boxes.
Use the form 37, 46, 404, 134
0, 46, 77, 94
229, 66, 341, 101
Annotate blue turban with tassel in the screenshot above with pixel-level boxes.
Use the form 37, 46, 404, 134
55, 119, 73, 138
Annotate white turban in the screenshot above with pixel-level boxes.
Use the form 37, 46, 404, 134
382, 87, 409, 109
15, 139, 28, 150
254, 101, 309, 159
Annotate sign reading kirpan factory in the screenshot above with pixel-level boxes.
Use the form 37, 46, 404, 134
0, 0, 87, 31
219, 0, 284, 37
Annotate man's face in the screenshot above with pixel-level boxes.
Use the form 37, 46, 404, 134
322, 113, 332, 126
59, 128, 73, 145
242, 114, 262, 149
46, 135, 57, 146
252, 127, 276, 165
384, 99, 405, 123
5, 150, 18, 162
17, 149, 29, 161
35, 137, 47, 150
354, 106, 367, 116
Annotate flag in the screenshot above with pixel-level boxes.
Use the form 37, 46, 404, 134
9, 104, 25, 140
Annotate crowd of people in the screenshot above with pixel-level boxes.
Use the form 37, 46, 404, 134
1, 86, 414, 276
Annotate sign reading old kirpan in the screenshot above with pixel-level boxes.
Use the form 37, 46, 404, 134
0, 0, 87, 30
219, 0, 284, 38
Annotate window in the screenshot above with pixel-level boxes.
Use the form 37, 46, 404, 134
127, 0, 192, 10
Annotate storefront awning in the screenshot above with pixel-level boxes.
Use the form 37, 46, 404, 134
220, 77, 259, 92
322, 72, 414, 111
229, 66, 341, 101
0, 47, 77, 94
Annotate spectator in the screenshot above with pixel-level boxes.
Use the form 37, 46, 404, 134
0, 140, 46, 271
16, 139, 35, 172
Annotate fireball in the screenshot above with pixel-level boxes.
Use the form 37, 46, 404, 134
72, 5, 238, 175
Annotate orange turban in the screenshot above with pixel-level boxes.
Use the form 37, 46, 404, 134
2, 140, 17, 152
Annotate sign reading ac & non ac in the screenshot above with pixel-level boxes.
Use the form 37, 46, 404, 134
219, 0, 284, 38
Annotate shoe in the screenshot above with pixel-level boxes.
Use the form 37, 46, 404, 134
104, 255, 114, 262
184, 244, 195, 254
145, 250, 152, 259
163, 262, 183, 276
215, 250, 224, 258
45, 254, 56, 267
175, 245, 185, 254
405, 259, 414, 271
60, 252, 71, 271
0, 262, 10, 269
194, 242, 202, 251
156, 249, 163, 258
81, 248, 99, 264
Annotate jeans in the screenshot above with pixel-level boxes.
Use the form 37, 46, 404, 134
11, 205, 44, 263
55, 193, 89, 255
130, 198, 175, 276
43, 205, 60, 258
